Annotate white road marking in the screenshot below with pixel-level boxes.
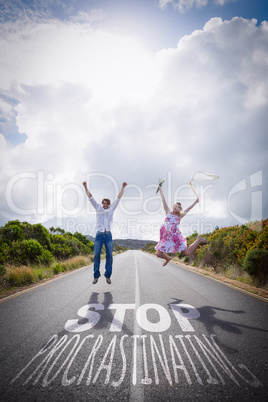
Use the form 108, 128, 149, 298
129, 252, 147, 402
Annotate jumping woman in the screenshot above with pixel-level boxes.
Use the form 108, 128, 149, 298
155, 184, 209, 266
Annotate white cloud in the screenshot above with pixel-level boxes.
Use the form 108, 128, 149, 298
159, 0, 209, 12
0, 16, 267, 238
70, 9, 105, 24
159, 0, 173, 9
159, 0, 236, 12
214, 0, 234, 5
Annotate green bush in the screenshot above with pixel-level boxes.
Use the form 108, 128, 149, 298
0, 264, 6, 277
53, 263, 63, 274
65, 237, 82, 256
0, 242, 10, 264
29, 223, 51, 249
73, 232, 90, 246
197, 236, 232, 271
0, 221, 95, 267
38, 249, 54, 266
51, 234, 66, 245
10, 239, 44, 265
242, 249, 268, 286
66, 233, 94, 255
51, 243, 72, 259
142, 242, 157, 253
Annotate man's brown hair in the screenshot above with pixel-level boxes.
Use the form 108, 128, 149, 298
102, 198, 111, 206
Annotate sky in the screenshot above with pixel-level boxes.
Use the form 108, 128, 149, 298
0, 0, 267, 241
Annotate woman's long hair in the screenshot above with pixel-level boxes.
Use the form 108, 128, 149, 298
173, 202, 183, 217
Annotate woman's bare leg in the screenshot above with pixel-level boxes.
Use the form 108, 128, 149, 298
156, 250, 172, 266
183, 236, 209, 256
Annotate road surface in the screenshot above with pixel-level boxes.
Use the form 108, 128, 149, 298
0, 250, 267, 401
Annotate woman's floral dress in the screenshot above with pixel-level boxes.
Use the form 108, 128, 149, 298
155, 212, 187, 253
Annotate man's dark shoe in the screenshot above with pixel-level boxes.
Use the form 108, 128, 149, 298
106, 277, 111, 284
92, 277, 98, 284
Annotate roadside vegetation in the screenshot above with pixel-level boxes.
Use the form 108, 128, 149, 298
0, 220, 124, 295
1, 219, 267, 295
143, 219, 268, 289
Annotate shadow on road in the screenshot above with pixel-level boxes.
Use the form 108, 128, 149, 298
81, 291, 133, 335
168, 297, 268, 336
86, 291, 115, 330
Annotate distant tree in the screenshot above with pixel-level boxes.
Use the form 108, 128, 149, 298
49, 227, 65, 235
0, 220, 24, 242
74, 232, 89, 245
21, 221, 33, 239
55, 227, 65, 235
29, 223, 51, 250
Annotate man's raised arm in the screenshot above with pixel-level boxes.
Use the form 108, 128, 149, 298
117, 182, 127, 199
82, 181, 92, 199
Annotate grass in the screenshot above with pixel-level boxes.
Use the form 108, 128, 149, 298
0, 255, 94, 294
5, 266, 35, 287
0, 249, 125, 296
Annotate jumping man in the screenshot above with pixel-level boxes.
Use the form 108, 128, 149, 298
83, 181, 127, 284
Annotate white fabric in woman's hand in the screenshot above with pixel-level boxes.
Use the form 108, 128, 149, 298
190, 171, 219, 198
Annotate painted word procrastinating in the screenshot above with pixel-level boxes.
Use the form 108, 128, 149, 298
11, 333, 262, 388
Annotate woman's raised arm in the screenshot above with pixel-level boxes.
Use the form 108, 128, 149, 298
159, 186, 170, 215
181, 197, 199, 218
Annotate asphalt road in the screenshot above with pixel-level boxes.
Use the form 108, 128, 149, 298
0, 250, 267, 401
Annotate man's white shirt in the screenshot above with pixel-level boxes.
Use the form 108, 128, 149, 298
89, 196, 120, 232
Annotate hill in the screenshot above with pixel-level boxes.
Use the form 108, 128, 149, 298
86, 235, 157, 250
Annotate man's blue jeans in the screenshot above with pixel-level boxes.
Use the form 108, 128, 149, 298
93, 231, 113, 279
